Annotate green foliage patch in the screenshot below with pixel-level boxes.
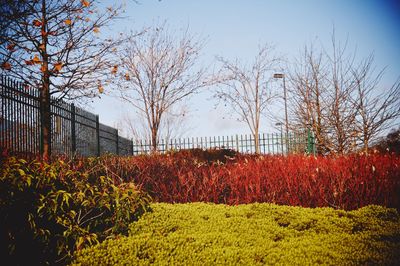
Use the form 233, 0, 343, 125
72, 203, 400, 265
0, 157, 151, 265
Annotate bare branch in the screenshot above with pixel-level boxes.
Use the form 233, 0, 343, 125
115, 22, 210, 151
288, 29, 400, 154
214, 44, 281, 153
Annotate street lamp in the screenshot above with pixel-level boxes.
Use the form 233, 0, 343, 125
275, 122, 283, 132
273, 73, 289, 138
275, 122, 284, 154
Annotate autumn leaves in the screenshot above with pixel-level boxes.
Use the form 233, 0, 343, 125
0, 0, 127, 158
1, 0, 100, 76
1, 62, 11, 71
25, 55, 41, 66
82, 0, 90, 8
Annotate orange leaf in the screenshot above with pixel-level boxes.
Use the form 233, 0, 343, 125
98, 84, 104, 93
53, 62, 63, 72
124, 73, 130, 81
1, 62, 11, 71
93, 26, 100, 33
25, 60, 34, 66
111, 65, 118, 75
40, 65, 46, 73
64, 19, 72, 25
32, 55, 41, 64
6, 43, 16, 51
33, 19, 42, 27
39, 43, 45, 51
81, 0, 90, 7
85, 17, 90, 22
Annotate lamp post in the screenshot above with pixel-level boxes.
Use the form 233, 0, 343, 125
275, 122, 284, 154
273, 73, 289, 138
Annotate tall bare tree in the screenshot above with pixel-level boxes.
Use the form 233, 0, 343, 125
288, 44, 331, 153
215, 44, 280, 153
288, 32, 400, 154
324, 35, 359, 154
0, 0, 123, 159
116, 105, 191, 147
351, 55, 400, 153
116, 23, 210, 151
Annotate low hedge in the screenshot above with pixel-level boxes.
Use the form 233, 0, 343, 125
0, 157, 151, 265
72, 202, 400, 265
86, 153, 400, 210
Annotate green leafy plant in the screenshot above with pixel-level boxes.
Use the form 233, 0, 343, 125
72, 203, 400, 265
0, 156, 151, 265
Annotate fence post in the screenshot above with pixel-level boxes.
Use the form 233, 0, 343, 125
96, 115, 100, 156
71, 103, 76, 155
307, 127, 316, 155
116, 129, 119, 155
244, 134, 248, 153
262, 133, 265, 154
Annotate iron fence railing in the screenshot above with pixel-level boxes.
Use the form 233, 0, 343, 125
1, 76, 316, 157
132, 131, 316, 155
0, 76, 132, 157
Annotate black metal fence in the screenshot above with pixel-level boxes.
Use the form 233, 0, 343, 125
133, 131, 316, 155
1, 76, 316, 157
0, 76, 133, 156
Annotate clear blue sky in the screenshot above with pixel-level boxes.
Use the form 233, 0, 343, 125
93, 0, 400, 139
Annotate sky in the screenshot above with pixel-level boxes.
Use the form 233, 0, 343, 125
91, 0, 400, 139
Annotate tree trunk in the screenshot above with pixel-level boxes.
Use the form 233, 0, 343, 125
40, 80, 51, 160
39, 0, 51, 160
363, 129, 369, 154
254, 129, 260, 154
151, 127, 158, 152
363, 139, 369, 154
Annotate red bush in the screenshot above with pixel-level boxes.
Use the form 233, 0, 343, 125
91, 152, 400, 210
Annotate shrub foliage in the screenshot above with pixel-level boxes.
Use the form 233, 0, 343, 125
72, 203, 400, 265
0, 157, 151, 265
2, 150, 398, 263
86, 151, 400, 210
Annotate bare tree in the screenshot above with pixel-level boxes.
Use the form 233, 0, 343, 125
0, 0, 124, 159
159, 105, 192, 146
324, 35, 359, 154
288, 31, 400, 154
288, 44, 331, 153
116, 23, 210, 151
351, 55, 400, 153
215, 44, 280, 153
117, 104, 191, 146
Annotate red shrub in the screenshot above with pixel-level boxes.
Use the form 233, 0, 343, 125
89, 152, 399, 210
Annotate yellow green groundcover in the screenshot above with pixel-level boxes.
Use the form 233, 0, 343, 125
71, 203, 400, 265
